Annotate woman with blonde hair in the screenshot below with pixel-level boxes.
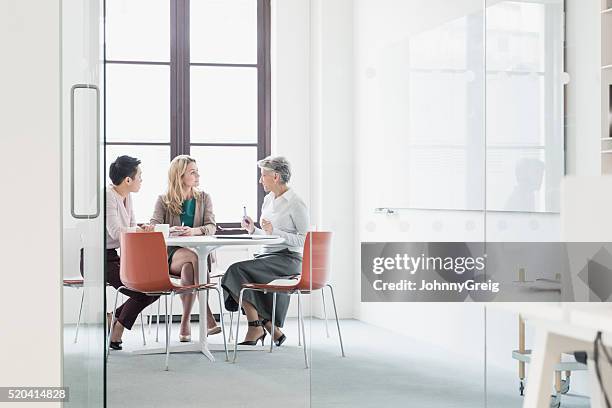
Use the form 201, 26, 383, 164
150, 155, 220, 341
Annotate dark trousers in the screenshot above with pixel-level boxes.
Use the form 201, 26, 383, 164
106, 249, 159, 330
81, 248, 159, 330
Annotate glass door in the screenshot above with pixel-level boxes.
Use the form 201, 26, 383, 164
61, 0, 105, 406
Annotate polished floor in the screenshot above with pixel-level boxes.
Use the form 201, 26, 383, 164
64, 318, 590, 408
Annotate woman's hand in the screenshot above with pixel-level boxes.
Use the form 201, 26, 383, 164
178, 226, 198, 236
261, 218, 273, 235
139, 224, 155, 232
241, 216, 255, 234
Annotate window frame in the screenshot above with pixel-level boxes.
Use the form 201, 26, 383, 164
104, 0, 271, 228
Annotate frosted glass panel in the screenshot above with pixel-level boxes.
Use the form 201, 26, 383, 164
190, 66, 258, 143
190, 0, 257, 64
106, 64, 170, 143
190, 146, 258, 223
105, 0, 170, 62
485, 0, 564, 213
105, 145, 170, 223
396, 10, 485, 210
486, 74, 544, 146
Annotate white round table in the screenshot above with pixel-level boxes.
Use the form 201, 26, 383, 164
133, 235, 284, 362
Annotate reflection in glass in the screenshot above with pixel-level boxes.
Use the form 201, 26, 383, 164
399, 10, 485, 210
190, 146, 258, 223
106, 64, 170, 143
190, 66, 258, 143
486, 0, 564, 213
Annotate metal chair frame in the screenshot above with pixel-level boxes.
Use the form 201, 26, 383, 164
107, 283, 228, 370
232, 284, 344, 368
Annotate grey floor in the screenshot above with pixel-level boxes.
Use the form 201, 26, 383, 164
65, 319, 590, 408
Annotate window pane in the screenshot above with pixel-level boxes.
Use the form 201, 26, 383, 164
105, 145, 170, 223
106, 64, 170, 143
190, 66, 257, 143
106, 0, 170, 62
190, 146, 258, 223
190, 0, 257, 64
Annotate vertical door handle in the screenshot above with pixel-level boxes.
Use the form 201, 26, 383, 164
70, 84, 100, 219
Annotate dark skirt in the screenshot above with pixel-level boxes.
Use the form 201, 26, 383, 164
221, 249, 302, 328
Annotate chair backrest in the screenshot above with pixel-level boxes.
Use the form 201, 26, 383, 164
296, 232, 332, 291
119, 231, 174, 293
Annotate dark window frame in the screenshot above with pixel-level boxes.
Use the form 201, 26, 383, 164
104, 0, 271, 228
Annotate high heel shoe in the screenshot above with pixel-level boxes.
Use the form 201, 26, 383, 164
262, 319, 287, 347
109, 341, 122, 350
238, 320, 266, 346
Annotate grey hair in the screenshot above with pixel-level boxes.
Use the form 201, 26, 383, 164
257, 156, 291, 184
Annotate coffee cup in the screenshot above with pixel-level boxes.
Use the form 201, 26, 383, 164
154, 224, 170, 238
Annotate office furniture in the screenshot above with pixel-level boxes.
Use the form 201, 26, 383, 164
107, 231, 228, 370
492, 303, 612, 408
131, 234, 284, 360
232, 231, 345, 368
64, 279, 146, 345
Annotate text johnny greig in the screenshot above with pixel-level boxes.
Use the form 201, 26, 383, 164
371, 254, 500, 294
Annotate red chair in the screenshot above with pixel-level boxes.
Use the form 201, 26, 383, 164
232, 231, 345, 367
107, 231, 228, 370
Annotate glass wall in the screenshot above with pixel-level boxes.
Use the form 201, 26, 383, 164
61, 0, 106, 406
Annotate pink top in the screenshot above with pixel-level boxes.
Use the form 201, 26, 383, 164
106, 185, 136, 249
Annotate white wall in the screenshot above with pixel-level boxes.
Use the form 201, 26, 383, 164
0, 0, 62, 399
272, 0, 355, 319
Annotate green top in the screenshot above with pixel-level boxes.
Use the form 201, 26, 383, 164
180, 198, 196, 227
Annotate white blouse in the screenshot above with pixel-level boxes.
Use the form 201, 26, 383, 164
106, 185, 136, 249
252, 188, 309, 254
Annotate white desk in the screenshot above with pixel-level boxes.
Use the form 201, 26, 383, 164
133, 235, 283, 362
492, 303, 612, 407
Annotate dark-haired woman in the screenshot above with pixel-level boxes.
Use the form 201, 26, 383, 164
105, 155, 159, 349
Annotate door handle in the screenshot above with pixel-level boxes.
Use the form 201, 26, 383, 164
70, 84, 100, 219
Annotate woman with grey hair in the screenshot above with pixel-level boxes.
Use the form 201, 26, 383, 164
221, 156, 309, 346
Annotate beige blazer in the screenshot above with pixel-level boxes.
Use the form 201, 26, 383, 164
150, 191, 217, 236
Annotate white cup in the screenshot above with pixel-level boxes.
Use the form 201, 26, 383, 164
154, 224, 170, 238
126, 226, 139, 232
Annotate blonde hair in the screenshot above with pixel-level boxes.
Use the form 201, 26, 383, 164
163, 155, 201, 215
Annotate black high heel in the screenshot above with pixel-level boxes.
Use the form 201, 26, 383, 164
238, 320, 266, 346
109, 341, 122, 350
262, 319, 287, 347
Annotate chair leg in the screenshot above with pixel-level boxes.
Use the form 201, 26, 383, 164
140, 313, 146, 346
270, 292, 277, 353
156, 298, 160, 342
148, 304, 153, 334
297, 293, 302, 346
212, 287, 229, 361
321, 289, 330, 338
74, 288, 85, 343
232, 288, 246, 363
297, 290, 309, 368
106, 286, 124, 358
228, 311, 234, 342
165, 294, 172, 371
327, 284, 345, 357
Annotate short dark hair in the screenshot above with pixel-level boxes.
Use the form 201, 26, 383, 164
109, 155, 141, 185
